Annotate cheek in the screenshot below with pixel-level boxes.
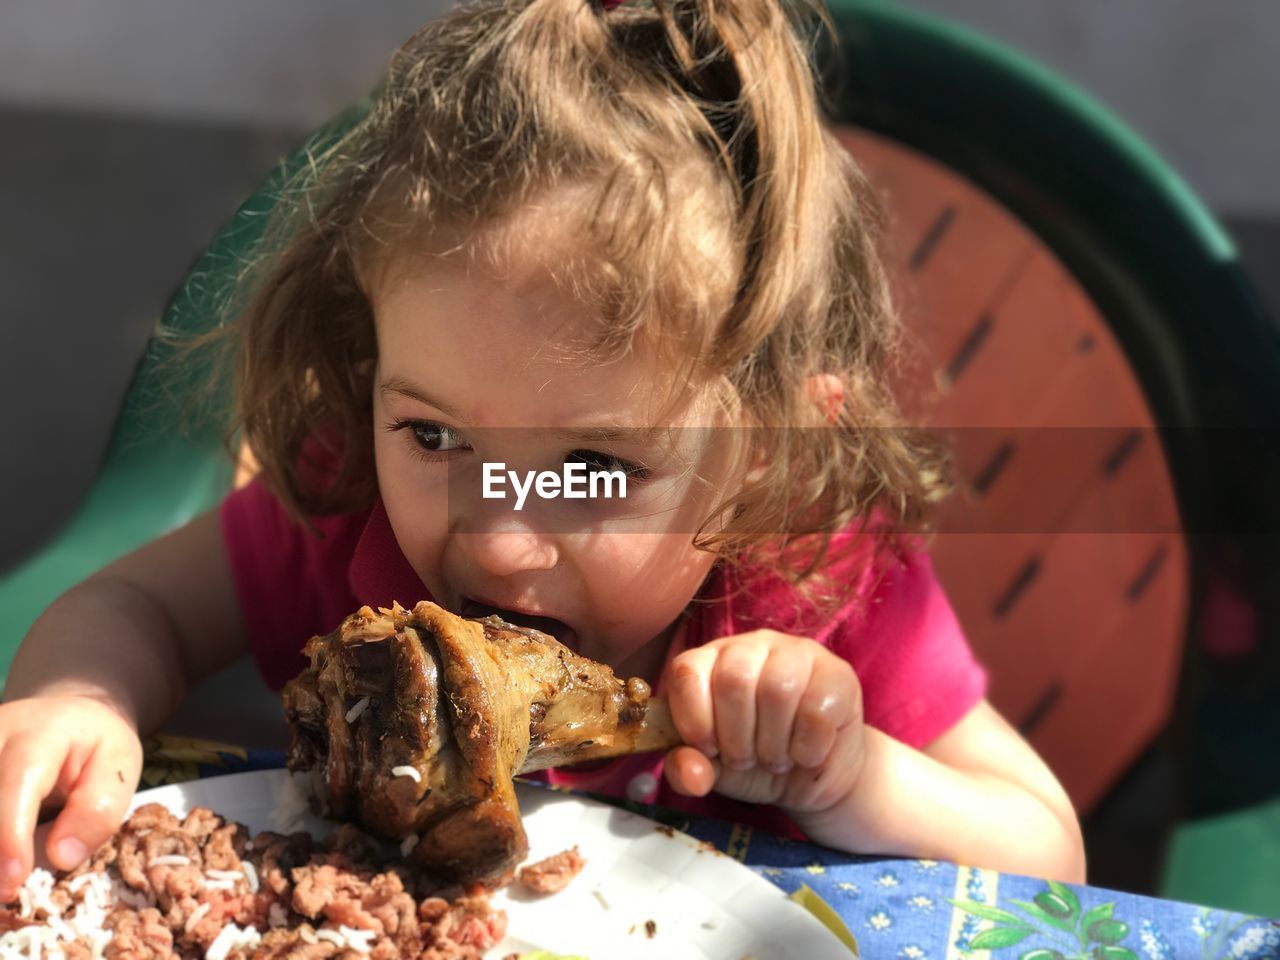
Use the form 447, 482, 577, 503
374, 433, 412, 507
375, 439, 450, 552
578, 535, 718, 609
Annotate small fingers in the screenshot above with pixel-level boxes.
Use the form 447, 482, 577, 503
710, 642, 770, 770
663, 746, 719, 798
0, 740, 63, 901
664, 647, 719, 758
46, 739, 140, 872
790, 656, 861, 769
754, 645, 814, 774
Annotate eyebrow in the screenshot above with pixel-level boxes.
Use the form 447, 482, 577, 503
379, 376, 664, 444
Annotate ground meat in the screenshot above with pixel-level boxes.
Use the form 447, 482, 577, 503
105, 905, 175, 959
327, 823, 380, 865
422, 888, 508, 953
183, 892, 251, 950
127, 803, 182, 833
48, 885, 74, 914
182, 807, 224, 844
254, 928, 341, 958
240, 888, 290, 932
117, 810, 205, 906
290, 862, 370, 921
362, 872, 419, 941
116, 831, 151, 891
1, 803, 510, 959
65, 832, 119, 880
255, 831, 317, 897
205, 821, 251, 871
143, 829, 206, 909
287, 862, 424, 953
418, 897, 451, 925
516, 846, 586, 895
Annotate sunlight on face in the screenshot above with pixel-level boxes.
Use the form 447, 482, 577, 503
368, 249, 747, 681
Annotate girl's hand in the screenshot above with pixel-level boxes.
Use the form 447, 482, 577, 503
0, 695, 142, 902
661, 630, 866, 816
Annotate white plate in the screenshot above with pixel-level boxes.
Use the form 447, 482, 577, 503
127, 769, 851, 959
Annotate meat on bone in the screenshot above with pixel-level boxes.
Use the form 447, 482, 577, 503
282, 600, 681, 883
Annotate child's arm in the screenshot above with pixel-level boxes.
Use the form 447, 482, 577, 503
0, 508, 247, 895
787, 703, 1085, 880
662, 631, 1086, 882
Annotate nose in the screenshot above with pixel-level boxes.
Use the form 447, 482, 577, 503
453, 517, 559, 578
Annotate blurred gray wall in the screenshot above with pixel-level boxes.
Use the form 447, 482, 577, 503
0, 0, 438, 131
2, 0, 1276, 214
903, 0, 1279, 217
1, 0, 1276, 572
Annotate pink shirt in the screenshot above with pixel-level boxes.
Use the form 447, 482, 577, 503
220, 477, 986, 839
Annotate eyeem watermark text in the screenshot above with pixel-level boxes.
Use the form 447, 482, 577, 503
482, 462, 628, 511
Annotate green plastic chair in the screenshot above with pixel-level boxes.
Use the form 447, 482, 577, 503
1161, 795, 1280, 919
813, 2, 1280, 917
0, 194, 252, 673
1, 0, 1276, 914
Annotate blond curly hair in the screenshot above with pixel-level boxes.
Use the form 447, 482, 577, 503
191, 0, 948, 607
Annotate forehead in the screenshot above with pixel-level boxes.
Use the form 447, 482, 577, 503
359, 174, 740, 354
370, 251, 716, 431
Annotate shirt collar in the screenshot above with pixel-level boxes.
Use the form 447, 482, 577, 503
348, 498, 435, 611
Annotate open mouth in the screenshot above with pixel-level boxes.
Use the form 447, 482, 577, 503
460, 599, 577, 647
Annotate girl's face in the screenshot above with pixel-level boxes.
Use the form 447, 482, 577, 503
369, 252, 743, 681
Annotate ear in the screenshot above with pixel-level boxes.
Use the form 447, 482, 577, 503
804, 373, 845, 425
742, 446, 770, 485
735, 374, 844, 486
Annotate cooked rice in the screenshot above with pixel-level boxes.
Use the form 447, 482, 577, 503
241, 860, 260, 894
148, 854, 192, 867
184, 900, 212, 933
0, 869, 116, 959
344, 695, 371, 722
0, 797, 509, 959
205, 921, 263, 960
340, 924, 376, 952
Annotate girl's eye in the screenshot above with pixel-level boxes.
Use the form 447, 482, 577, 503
412, 421, 468, 452
565, 449, 651, 481
389, 419, 470, 455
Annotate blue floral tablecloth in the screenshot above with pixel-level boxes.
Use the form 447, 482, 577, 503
671, 811, 1279, 960
149, 735, 1280, 960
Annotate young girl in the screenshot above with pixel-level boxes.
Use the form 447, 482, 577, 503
0, 0, 1084, 900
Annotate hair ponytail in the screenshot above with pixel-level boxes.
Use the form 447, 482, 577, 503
649, 0, 840, 362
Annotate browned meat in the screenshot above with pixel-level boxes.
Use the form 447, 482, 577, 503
516, 846, 586, 895
204, 821, 251, 871
326, 823, 379, 865
182, 807, 224, 843
282, 600, 680, 883
105, 906, 175, 959
255, 831, 318, 896
254, 929, 342, 959
418, 888, 508, 956
116, 804, 208, 911
2, 802, 507, 958
290, 862, 371, 922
